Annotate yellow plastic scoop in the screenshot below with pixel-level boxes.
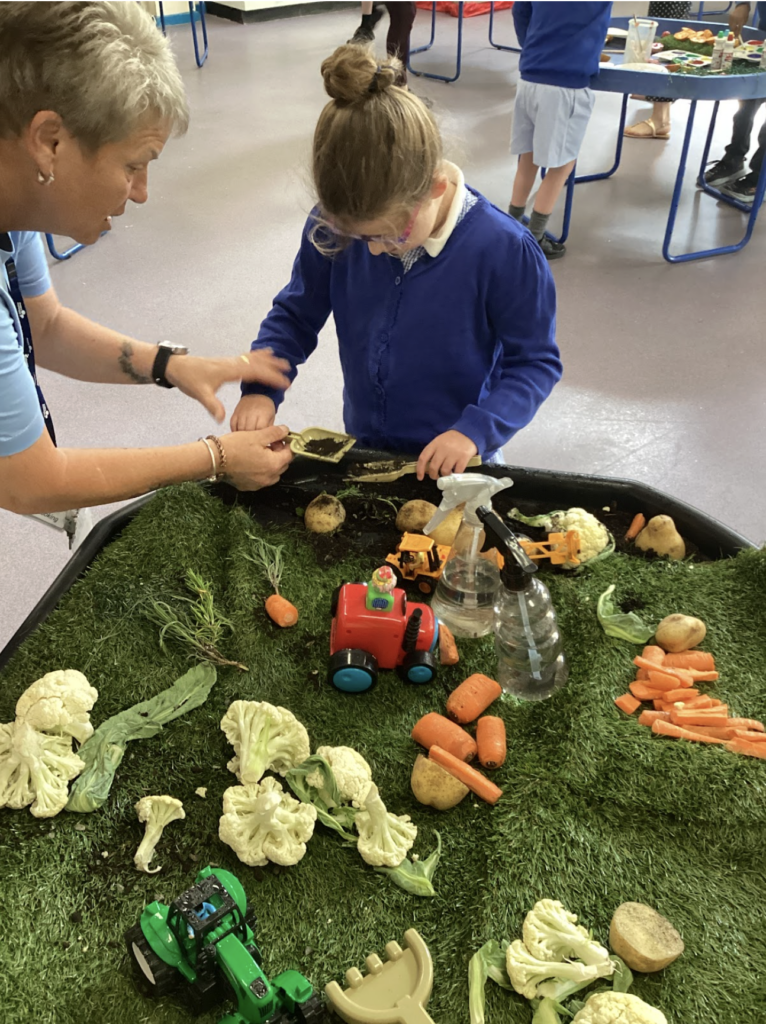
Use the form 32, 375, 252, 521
286, 427, 356, 463
346, 454, 483, 484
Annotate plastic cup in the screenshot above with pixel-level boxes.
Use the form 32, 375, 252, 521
625, 19, 658, 63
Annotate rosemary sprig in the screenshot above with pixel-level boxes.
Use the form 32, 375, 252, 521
244, 533, 285, 595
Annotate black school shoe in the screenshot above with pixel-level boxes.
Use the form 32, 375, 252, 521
538, 235, 566, 260
720, 172, 761, 205
348, 4, 384, 44
704, 157, 745, 188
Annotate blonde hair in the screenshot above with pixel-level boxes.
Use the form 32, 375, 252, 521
311, 45, 443, 249
0, 2, 189, 149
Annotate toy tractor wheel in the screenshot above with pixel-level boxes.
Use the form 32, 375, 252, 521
295, 993, 329, 1024
414, 575, 434, 595
398, 650, 438, 685
125, 923, 180, 999
328, 649, 378, 693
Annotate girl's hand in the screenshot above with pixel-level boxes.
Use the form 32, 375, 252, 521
221, 424, 293, 490
416, 430, 479, 481
167, 349, 290, 423
230, 394, 277, 432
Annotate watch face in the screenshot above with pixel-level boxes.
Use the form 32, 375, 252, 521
160, 342, 189, 356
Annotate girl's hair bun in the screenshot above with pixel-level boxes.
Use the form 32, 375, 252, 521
321, 44, 400, 104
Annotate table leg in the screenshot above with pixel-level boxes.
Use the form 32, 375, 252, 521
664, 100, 765, 262
408, 2, 463, 82
45, 234, 85, 261
158, 1, 166, 34
488, 1, 520, 52
190, 1, 209, 67
576, 93, 628, 184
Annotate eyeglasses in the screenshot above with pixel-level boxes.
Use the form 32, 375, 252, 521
332, 203, 422, 246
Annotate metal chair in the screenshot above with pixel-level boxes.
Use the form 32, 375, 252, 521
158, 1, 208, 67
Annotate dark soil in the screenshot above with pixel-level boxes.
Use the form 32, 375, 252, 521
302, 437, 348, 458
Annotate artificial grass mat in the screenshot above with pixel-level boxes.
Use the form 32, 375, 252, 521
1, 483, 765, 1024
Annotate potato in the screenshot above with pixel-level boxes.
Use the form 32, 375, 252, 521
304, 493, 346, 534
426, 506, 463, 548
610, 902, 684, 973
635, 515, 686, 561
396, 499, 438, 534
655, 614, 706, 653
410, 754, 469, 810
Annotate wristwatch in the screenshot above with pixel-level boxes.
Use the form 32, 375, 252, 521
152, 341, 188, 388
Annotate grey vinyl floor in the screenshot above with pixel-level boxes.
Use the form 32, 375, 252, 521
1, 5, 764, 652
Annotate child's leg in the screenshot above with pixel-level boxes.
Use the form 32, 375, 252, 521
531, 160, 576, 217
384, 1, 416, 81
510, 152, 539, 215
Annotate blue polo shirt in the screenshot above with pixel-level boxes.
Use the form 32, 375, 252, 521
0, 232, 49, 456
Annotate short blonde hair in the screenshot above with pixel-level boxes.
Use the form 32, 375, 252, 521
0, 2, 189, 149
312, 44, 442, 248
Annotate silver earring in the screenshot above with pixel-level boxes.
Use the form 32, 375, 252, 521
36, 170, 55, 185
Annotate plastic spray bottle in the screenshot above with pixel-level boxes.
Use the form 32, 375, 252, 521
476, 506, 568, 700
722, 31, 735, 71
710, 31, 726, 71
425, 473, 513, 638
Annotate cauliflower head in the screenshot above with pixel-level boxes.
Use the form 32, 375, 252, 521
219, 776, 317, 867
15, 669, 98, 745
571, 992, 668, 1024
505, 939, 607, 1002
0, 720, 85, 818
354, 782, 417, 867
508, 508, 613, 568
315, 745, 372, 807
134, 795, 186, 873
523, 899, 611, 967
221, 700, 310, 785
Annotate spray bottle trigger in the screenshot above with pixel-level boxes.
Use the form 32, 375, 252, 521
476, 506, 537, 574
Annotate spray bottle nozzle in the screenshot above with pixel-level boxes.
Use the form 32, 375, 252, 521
477, 505, 537, 588
424, 473, 514, 536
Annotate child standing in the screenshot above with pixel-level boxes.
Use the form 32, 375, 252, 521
508, 1, 613, 260
232, 45, 562, 479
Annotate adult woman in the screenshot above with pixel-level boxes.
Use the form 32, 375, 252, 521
0, 2, 292, 515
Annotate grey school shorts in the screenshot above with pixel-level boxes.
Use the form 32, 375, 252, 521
510, 79, 596, 168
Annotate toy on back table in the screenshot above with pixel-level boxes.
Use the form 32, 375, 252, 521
325, 929, 436, 1024
329, 568, 440, 692
125, 865, 325, 1024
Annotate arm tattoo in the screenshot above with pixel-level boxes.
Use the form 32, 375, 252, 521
118, 341, 152, 384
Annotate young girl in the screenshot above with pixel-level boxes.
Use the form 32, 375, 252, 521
232, 45, 562, 480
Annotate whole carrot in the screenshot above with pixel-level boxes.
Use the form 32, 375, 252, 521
626, 512, 646, 541
411, 712, 477, 762
476, 716, 507, 768
438, 624, 460, 666
265, 594, 299, 627
446, 674, 502, 724
429, 745, 503, 805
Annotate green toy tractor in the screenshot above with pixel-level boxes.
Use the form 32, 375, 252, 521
125, 865, 326, 1024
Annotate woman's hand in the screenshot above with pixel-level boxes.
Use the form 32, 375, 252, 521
167, 349, 290, 423
416, 430, 479, 481
221, 424, 293, 490
230, 394, 277, 432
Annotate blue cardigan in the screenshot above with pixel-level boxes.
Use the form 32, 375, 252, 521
514, 1, 613, 90
244, 190, 561, 458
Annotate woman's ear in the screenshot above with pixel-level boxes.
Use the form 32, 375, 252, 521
24, 111, 63, 172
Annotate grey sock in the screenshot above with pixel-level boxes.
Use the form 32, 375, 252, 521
508, 203, 526, 221
528, 209, 550, 240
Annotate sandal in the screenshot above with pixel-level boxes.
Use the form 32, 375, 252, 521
624, 118, 670, 140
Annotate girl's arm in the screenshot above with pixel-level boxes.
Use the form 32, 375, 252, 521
242, 216, 334, 409
449, 231, 562, 455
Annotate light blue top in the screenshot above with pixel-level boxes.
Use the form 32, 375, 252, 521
0, 231, 50, 456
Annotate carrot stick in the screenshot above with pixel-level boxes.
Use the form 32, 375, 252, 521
709, 698, 725, 707
411, 712, 477, 762
676, 725, 734, 740
725, 740, 766, 760
626, 513, 646, 541
641, 646, 666, 665
728, 729, 766, 743
634, 656, 694, 685
662, 651, 716, 672
648, 670, 690, 693
725, 718, 765, 732
684, 670, 719, 683
265, 593, 299, 627
438, 623, 459, 666
672, 704, 729, 716
476, 716, 507, 769
629, 682, 664, 701
446, 674, 502, 724
636, 667, 650, 681
651, 720, 726, 744
653, 699, 666, 711
429, 745, 503, 804
615, 693, 642, 715
670, 711, 729, 728
639, 710, 670, 727
661, 688, 700, 703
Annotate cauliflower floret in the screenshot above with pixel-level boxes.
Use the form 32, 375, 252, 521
523, 899, 611, 967
354, 782, 416, 867
219, 776, 317, 867
133, 795, 186, 873
315, 745, 372, 807
505, 939, 610, 1002
571, 992, 668, 1024
221, 700, 310, 785
15, 669, 98, 745
0, 720, 85, 818
508, 508, 613, 568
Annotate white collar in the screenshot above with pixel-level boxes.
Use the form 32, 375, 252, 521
423, 162, 467, 258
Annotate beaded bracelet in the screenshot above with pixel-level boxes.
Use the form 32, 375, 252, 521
205, 434, 227, 481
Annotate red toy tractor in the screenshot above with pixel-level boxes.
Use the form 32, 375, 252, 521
328, 568, 440, 693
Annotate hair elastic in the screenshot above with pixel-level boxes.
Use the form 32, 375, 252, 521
368, 65, 382, 92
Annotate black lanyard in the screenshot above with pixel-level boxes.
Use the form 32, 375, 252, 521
1, 235, 56, 446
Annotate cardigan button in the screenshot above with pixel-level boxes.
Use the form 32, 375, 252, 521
394, 276, 401, 285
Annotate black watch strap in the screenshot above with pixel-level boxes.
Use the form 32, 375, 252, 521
152, 344, 176, 388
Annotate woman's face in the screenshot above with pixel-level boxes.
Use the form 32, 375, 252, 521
44, 120, 171, 244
